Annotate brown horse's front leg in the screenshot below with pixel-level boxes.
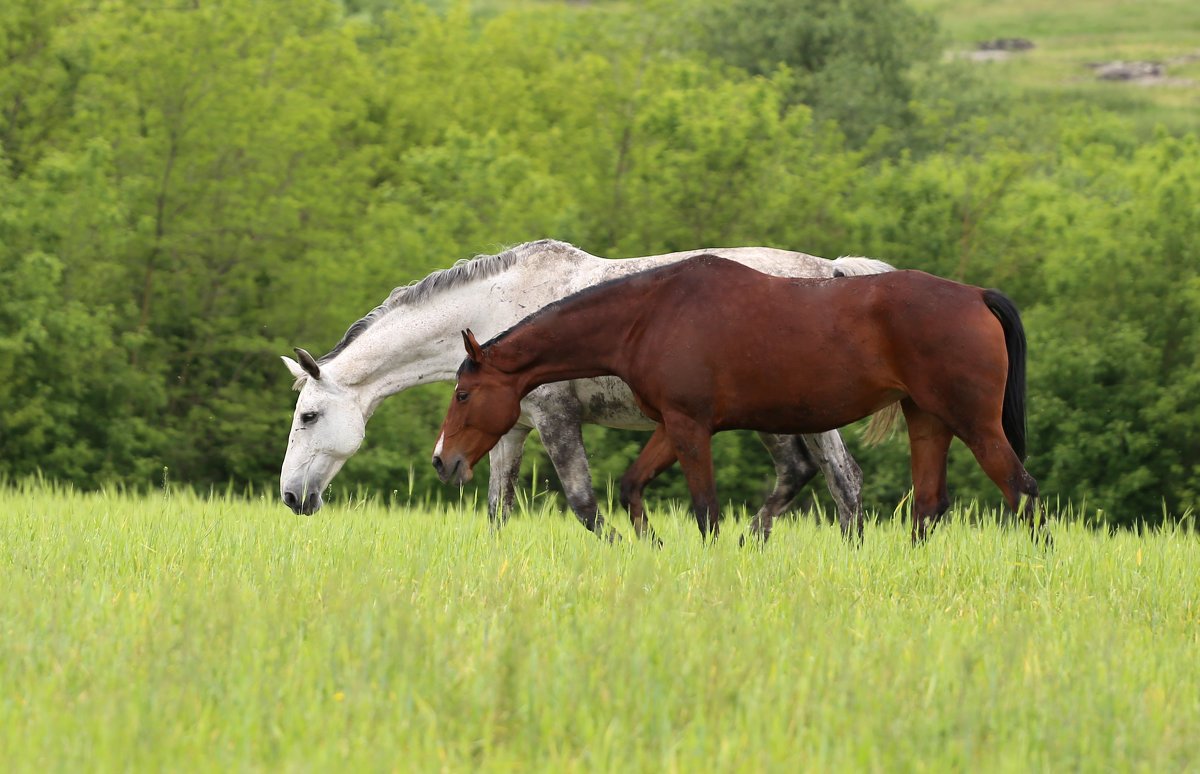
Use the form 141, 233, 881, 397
618, 425, 677, 546
661, 413, 720, 541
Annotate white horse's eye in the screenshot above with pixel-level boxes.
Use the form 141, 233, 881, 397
300, 411, 319, 424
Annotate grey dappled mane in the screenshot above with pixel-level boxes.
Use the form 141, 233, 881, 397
315, 239, 586, 366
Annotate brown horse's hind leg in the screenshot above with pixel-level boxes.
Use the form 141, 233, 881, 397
618, 425, 676, 545
961, 433, 1044, 541
902, 400, 954, 544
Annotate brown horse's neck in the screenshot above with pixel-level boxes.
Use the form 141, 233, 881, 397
484, 285, 642, 395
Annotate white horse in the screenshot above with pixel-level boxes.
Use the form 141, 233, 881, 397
280, 240, 893, 538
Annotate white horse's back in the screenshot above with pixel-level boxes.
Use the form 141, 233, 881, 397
830, 255, 895, 276
595, 246, 893, 283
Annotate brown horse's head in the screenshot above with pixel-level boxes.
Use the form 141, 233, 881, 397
432, 329, 523, 486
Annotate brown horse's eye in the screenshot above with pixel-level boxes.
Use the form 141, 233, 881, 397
455, 391, 469, 403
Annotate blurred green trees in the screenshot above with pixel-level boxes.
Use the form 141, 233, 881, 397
668, 0, 938, 148
2, 0, 1197, 526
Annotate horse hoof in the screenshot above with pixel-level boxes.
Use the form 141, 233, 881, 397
738, 530, 770, 549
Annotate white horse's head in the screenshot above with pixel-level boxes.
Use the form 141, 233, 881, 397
279, 348, 366, 514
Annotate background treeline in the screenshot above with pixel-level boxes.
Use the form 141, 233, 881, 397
2, 0, 1198, 526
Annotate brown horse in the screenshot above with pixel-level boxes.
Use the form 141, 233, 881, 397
432, 255, 1042, 543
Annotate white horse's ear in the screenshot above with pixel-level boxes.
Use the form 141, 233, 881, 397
293, 347, 321, 380
282, 355, 307, 381
462, 329, 484, 364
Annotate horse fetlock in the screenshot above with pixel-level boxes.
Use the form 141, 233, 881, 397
744, 517, 773, 545
839, 510, 865, 543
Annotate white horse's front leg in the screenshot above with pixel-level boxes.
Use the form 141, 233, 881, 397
525, 384, 617, 541
486, 425, 532, 528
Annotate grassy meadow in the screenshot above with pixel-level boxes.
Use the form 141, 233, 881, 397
2, 480, 1197, 772
911, 0, 1200, 134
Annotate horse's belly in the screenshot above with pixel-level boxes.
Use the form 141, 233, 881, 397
712, 377, 896, 435
715, 405, 861, 435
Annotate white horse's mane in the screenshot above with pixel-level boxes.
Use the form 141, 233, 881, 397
316, 239, 589, 366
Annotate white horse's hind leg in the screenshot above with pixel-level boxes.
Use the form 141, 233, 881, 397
802, 430, 865, 540
750, 430, 863, 541
750, 433, 819, 541
486, 425, 531, 528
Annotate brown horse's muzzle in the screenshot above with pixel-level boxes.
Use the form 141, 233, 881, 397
432, 451, 474, 486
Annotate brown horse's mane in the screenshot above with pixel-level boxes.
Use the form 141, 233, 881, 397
318, 239, 587, 365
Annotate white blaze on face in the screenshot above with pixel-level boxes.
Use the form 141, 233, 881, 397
434, 380, 461, 460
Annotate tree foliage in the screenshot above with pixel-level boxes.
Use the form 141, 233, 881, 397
667, 0, 939, 148
2, 0, 1197, 526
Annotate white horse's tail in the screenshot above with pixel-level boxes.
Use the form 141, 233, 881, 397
862, 401, 902, 445
831, 255, 895, 276
833, 255, 900, 442
837, 253, 900, 444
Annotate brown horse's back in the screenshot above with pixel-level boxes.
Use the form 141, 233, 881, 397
623, 260, 1008, 439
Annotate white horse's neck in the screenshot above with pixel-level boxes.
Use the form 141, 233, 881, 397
321, 243, 609, 415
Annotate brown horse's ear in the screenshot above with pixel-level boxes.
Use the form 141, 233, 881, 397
293, 347, 321, 380
462, 329, 484, 364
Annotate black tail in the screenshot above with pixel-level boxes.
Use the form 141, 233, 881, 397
982, 289, 1028, 461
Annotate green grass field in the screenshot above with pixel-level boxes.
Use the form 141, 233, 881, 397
2, 481, 1197, 772
486, 0, 1200, 137
912, 0, 1200, 135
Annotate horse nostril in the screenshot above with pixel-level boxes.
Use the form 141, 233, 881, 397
283, 491, 300, 513
432, 456, 444, 475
